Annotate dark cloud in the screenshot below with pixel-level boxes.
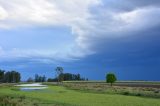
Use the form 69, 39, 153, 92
101, 0, 160, 12
70, 2, 160, 80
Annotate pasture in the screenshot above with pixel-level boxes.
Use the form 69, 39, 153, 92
0, 81, 160, 106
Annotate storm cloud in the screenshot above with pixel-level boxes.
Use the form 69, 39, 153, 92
0, 0, 160, 80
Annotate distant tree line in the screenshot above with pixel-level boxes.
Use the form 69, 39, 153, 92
62, 73, 87, 81
26, 67, 88, 83
0, 69, 21, 83
47, 78, 58, 82
27, 74, 46, 82
35, 74, 46, 82
54, 67, 88, 83
47, 73, 88, 82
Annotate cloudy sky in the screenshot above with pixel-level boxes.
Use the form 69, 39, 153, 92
0, 0, 160, 80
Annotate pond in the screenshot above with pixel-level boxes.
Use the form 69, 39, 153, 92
16, 83, 48, 91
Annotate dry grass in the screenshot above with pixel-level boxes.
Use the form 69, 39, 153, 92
63, 82, 160, 98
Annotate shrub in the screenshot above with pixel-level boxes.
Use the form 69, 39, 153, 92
154, 90, 159, 93
123, 91, 130, 95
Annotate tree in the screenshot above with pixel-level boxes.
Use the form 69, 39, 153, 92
42, 75, 46, 82
77, 74, 80, 80
27, 77, 34, 82
35, 74, 39, 82
0, 70, 5, 82
106, 73, 117, 86
3, 71, 21, 83
34, 74, 46, 82
61, 73, 86, 81
47, 78, 58, 82
14, 71, 21, 83
55, 67, 64, 83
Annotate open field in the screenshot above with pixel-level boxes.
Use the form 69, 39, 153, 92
0, 82, 160, 106
63, 81, 160, 98
63, 81, 160, 88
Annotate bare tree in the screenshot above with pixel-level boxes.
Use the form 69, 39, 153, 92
55, 67, 64, 84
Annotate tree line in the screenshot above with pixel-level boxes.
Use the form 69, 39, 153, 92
47, 73, 87, 82
62, 73, 87, 81
27, 67, 88, 82
55, 67, 88, 83
35, 74, 46, 82
0, 67, 117, 86
27, 74, 46, 82
0, 69, 21, 83
55, 67, 117, 86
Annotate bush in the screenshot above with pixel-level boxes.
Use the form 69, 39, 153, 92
123, 91, 130, 95
154, 90, 159, 93
136, 93, 141, 96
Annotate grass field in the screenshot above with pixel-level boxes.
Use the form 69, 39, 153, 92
0, 82, 160, 106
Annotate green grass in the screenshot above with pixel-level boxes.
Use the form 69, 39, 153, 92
0, 95, 60, 106
0, 84, 160, 106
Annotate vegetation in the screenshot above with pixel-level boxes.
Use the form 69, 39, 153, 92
63, 82, 160, 98
63, 73, 86, 81
55, 67, 87, 83
47, 73, 87, 82
0, 83, 160, 106
106, 73, 117, 86
35, 74, 46, 82
0, 95, 61, 106
47, 78, 58, 82
27, 77, 34, 82
55, 67, 64, 83
0, 70, 21, 83
19, 66, 85, 83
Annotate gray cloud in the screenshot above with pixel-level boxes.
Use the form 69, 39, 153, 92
76, 0, 160, 54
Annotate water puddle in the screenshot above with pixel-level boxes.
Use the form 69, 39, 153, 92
15, 83, 48, 91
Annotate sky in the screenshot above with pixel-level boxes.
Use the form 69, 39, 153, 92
0, 0, 160, 81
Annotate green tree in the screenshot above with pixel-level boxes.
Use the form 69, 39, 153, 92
0, 70, 5, 82
77, 74, 80, 80
27, 77, 34, 82
3, 71, 21, 83
42, 75, 46, 82
34, 74, 46, 82
106, 73, 117, 86
35, 74, 39, 82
